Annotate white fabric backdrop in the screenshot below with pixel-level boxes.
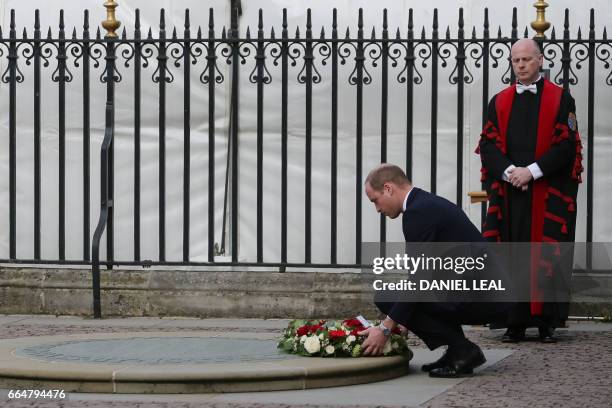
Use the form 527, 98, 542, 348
1, 0, 611, 264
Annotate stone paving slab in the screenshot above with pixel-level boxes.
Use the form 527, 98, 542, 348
0, 316, 611, 408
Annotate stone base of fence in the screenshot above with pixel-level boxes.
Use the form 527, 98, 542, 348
0, 266, 610, 319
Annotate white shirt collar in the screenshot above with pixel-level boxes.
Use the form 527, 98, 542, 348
402, 187, 414, 213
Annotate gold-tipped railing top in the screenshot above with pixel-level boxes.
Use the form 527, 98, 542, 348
102, 0, 121, 39
531, 0, 551, 39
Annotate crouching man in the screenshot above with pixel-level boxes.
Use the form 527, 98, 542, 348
359, 164, 510, 378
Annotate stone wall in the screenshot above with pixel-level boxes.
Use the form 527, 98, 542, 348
0, 266, 610, 318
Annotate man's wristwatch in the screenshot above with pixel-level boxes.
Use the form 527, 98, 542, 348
378, 323, 391, 337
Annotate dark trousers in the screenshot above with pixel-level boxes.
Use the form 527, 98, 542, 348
376, 301, 510, 350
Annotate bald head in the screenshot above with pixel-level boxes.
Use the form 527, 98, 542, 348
511, 38, 543, 85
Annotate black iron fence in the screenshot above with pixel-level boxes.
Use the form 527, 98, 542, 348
1, 7, 610, 279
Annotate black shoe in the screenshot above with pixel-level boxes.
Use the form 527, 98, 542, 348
539, 326, 557, 343
422, 348, 450, 372
429, 342, 486, 378
501, 327, 525, 343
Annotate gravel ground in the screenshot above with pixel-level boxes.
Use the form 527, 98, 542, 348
1, 320, 611, 408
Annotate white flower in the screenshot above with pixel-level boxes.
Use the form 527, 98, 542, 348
300, 335, 307, 343
304, 336, 321, 354
325, 345, 335, 354
319, 333, 325, 340
346, 335, 356, 345
392, 342, 399, 349
345, 330, 350, 335
382, 340, 392, 354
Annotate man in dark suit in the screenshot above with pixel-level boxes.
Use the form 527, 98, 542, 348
359, 163, 509, 378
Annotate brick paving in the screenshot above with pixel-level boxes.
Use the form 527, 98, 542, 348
1, 319, 611, 408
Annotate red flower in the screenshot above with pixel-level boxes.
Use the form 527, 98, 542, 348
342, 318, 365, 329
329, 330, 347, 339
296, 324, 323, 337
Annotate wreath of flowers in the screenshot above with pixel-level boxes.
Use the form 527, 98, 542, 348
277, 318, 412, 357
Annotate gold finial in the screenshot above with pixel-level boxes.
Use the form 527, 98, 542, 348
531, 0, 551, 39
102, 0, 121, 39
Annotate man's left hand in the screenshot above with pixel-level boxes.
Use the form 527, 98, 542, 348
358, 327, 388, 356
507, 167, 533, 188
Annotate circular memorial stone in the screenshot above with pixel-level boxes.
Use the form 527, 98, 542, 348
15, 337, 296, 365
0, 331, 412, 393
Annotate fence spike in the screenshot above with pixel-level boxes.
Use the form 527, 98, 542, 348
395, 27, 401, 40
120, 26, 126, 39
271, 26, 276, 39
497, 26, 502, 39
371, 26, 376, 40
160, 8, 165, 31
484, 8, 489, 30
383, 9, 388, 30
358, 8, 363, 30
590, 9, 595, 31
421, 26, 426, 39
564, 8, 569, 30
72, 27, 77, 39
577, 26, 582, 40
459, 8, 464, 28
246, 26, 251, 39
550, 26, 556, 40
472, 26, 476, 39
319, 26, 324, 39
344, 27, 349, 39
47, 27, 53, 39
147, 27, 153, 39
35, 9, 40, 31
23, 27, 28, 39
307, 8, 312, 30
135, 9, 140, 30
511, 7, 517, 30
295, 26, 300, 39
0, 27, 2, 39
59, 9, 65, 31
185, 9, 190, 30
408, 8, 413, 31
332, 8, 337, 31
258, 8, 263, 30
197, 26, 202, 39
433, 8, 438, 30
445, 26, 450, 39
283, 8, 288, 31
10, 9, 15, 33
83, 9, 89, 32
603, 27, 607, 40
172, 26, 177, 39
96, 26, 101, 40
221, 26, 226, 39
524, 26, 529, 38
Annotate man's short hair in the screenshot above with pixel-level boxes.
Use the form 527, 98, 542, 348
365, 164, 411, 191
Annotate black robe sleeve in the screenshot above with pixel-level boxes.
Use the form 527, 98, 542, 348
479, 96, 514, 180
535, 91, 578, 176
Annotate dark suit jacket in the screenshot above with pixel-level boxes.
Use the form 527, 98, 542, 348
378, 187, 509, 326
402, 187, 484, 243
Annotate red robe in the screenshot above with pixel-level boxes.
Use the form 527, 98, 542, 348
476, 78, 582, 318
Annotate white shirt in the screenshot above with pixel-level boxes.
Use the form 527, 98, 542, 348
402, 187, 414, 213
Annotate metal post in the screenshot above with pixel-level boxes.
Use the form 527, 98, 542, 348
92, 0, 121, 319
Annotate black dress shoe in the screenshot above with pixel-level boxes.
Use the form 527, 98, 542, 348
422, 348, 450, 372
539, 326, 557, 343
429, 342, 486, 378
501, 327, 525, 343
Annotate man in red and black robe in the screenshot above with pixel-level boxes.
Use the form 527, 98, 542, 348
476, 39, 582, 343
